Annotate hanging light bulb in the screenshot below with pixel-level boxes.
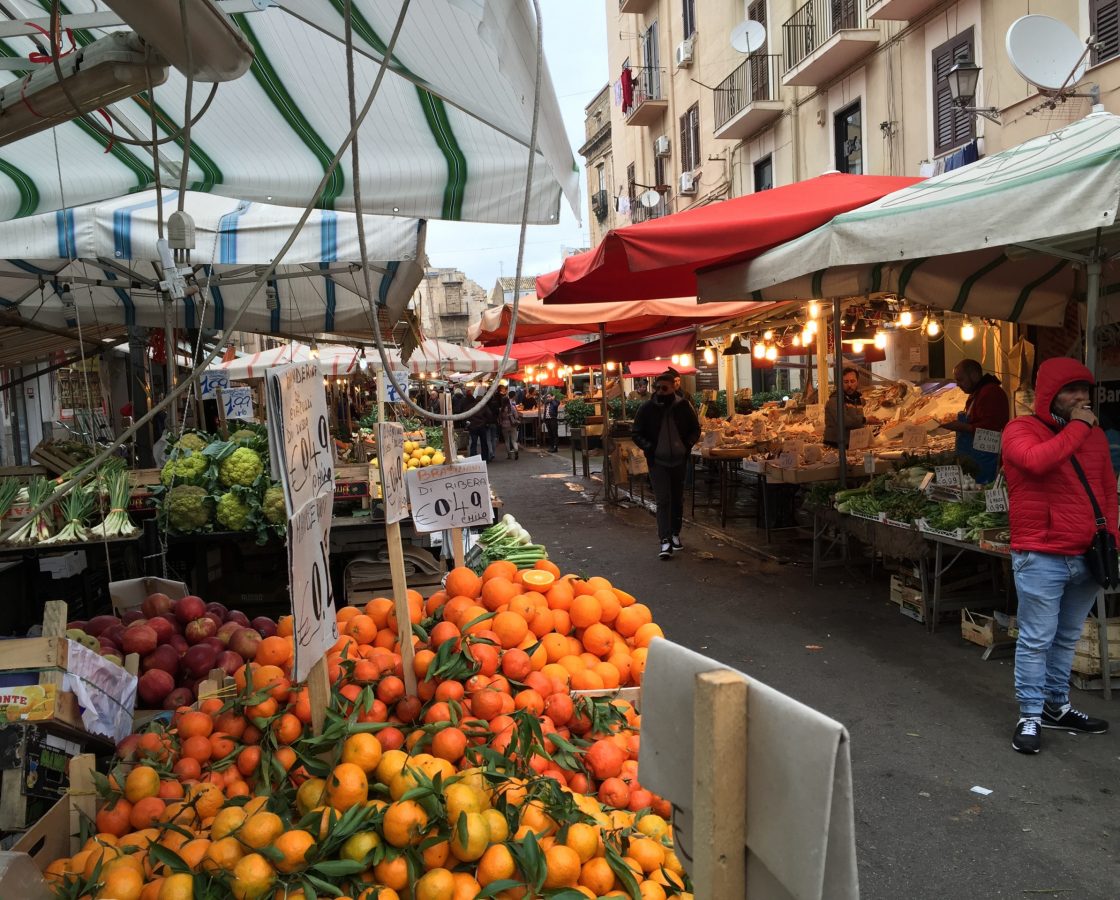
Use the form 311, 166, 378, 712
753, 341, 766, 360
606, 361, 617, 371
961, 317, 976, 341
703, 346, 715, 365
309, 339, 320, 359
898, 308, 913, 327
679, 353, 692, 367
765, 345, 778, 361
357, 348, 368, 371
874, 330, 887, 350
807, 319, 818, 335
927, 317, 941, 337
851, 340, 865, 354
763, 329, 774, 341
802, 330, 812, 346
792, 333, 802, 348
808, 300, 820, 319
671, 354, 680, 365
546, 361, 556, 369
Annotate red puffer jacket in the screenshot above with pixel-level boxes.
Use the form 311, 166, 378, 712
1002, 357, 1119, 555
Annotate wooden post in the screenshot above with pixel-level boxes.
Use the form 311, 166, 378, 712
692, 669, 748, 899
69, 753, 97, 852
40, 600, 66, 688
308, 657, 331, 737
214, 386, 229, 438
442, 392, 465, 568
723, 339, 737, 415
816, 310, 830, 404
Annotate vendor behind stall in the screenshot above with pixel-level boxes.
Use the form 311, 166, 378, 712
823, 367, 880, 448
940, 358, 1010, 483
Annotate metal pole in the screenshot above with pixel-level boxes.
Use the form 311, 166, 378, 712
1086, 257, 1102, 378
833, 298, 847, 489
599, 323, 611, 500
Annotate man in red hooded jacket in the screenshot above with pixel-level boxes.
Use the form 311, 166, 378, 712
1002, 357, 1116, 754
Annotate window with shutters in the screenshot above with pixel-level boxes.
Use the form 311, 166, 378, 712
626, 162, 636, 204
682, 0, 697, 38
1091, 0, 1119, 65
679, 104, 701, 172
931, 28, 976, 157
443, 282, 463, 314
747, 1, 770, 101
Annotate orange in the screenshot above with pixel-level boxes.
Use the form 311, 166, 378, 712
476, 842, 517, 887
327, 762, 369, 811
272, 712, 302, 745
570, 593, 602, 629
176, 710, 214, 740
615, 604, 652, 637
382, 799, 430, 847
430, 726, 468, 764
480, 577, 518, 612
124, 765, 161, 803
157, 873, 194, 900
273, 829, 316, 873
211, 805, 247, 841
344, 614, 377, 645
579, 857, 616, 895
239, 811, 285, 850
445, 566, 482, 600
340, 732, 383, 774
521, 568, 555, 589
364, 596, 394, 628
372, 855, 410, 891
129, 796, 164, 830
595, 588, 621, 625
564, 822, 602, 864
231, 852, 276, 900
632, 622, 664, 648
94, 864, 143, 899
491, 610, 529, 649
482, 560, 517, 582
543, 844, 581, 889
450, 872, 483, 900
95, 797, 133, 837
255, 635, 292, 667
414, 867, 455, 900
627, 836, 666, 873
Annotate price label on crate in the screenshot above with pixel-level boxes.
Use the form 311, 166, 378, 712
776, 451, 799, 469
864, 453, 876, 474
199, 370, 229, 400
847, 427, 871, 450
377, 422, 409, 524
973, 428, 1002, 454
288, 492, 337, 682
222, 386, 254, 421
405, 457, 494, 533
935, 465, 963, 487
902, 425, 928, 448
985, 487, 1009, 513
265, 362, 335, 514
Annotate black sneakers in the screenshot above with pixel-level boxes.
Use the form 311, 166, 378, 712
670, 535, 683, 551
1042, 702, 1109, 733
1012, 717, 1041, 754
659, 541, 672, 560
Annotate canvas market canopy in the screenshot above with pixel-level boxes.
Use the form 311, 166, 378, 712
0, 0, 579, 225
0, 190, 424, 340
699, 112, 1120, 343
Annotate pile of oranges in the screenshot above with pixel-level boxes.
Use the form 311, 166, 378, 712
42, 560, 692, 899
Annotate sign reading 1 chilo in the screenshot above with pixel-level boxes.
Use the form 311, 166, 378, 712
405, 458, 494, 533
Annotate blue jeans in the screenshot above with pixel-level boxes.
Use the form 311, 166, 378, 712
1012, 550, 1100, 716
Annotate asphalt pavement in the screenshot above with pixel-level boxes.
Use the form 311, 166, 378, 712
485, 445, 1119, 900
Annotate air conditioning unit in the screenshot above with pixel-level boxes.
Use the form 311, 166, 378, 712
654, 135, 671, 157
679, 171, 697, 195
675, 38, 694, 68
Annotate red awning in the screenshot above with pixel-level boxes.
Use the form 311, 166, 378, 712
557, 327, 697, 367
628, 359, 696, 377
536, 173, 922, 304
478, 337, 584, 368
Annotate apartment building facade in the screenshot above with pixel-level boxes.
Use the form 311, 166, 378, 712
412, 268, 489, 343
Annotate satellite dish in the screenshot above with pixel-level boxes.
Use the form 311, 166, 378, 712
730, 19, 766, 55
1006, 15, 1088, 92
639, 189, 661, 209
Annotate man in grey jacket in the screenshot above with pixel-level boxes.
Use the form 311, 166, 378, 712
823, 367, 879, 448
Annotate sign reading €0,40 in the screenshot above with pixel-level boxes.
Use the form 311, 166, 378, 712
405, 458, 494, 533
377, 422, 409, 524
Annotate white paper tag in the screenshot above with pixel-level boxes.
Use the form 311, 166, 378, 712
288, 492, 338, 682
376, 422, 409, 524
847, 427, 871, 450
935, 465, 963, 487
776, 451, 799, 468
265, 362, 335, 515
985, 487, 1009, 513
864, 453, 876, 474
405, 457, 494, 533
973, 428, 1002, 454
222, 386, 254, 421
199, 370, 229, 400
902, 425, 928, 448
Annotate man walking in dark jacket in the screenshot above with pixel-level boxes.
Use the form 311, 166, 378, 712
632, 370, 701, 559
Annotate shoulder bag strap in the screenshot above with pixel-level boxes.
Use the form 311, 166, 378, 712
1070, 456, 1108, 531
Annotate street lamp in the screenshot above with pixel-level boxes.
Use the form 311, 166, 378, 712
946, 57, 1001, 123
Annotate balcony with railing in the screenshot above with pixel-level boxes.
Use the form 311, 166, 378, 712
623, 66, 668, 127
782, 0, 880, 87
713, 54, 784, 141
630, 194, 669, 223
619, 0, 653, 12
866, 0, 941, 21
590, 189, 609, 222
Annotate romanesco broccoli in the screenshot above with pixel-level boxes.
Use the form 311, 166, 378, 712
215, 492, 252, 531
219, 446, 264, 487
262, 485, 286, 525
165, 485, 212, 532
160, 452, 209, 486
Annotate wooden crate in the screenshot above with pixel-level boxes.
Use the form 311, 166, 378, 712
1071, 617, 1119, 676
960, 610, 1017, 649
0, 722, 89, 831
9, 754, 96, 867
889, 575, 922, 608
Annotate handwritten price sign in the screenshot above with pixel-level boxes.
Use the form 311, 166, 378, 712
405, 458, 494, 533
223, 386, 254, 422
265, 362, 335, 514
199, 370, 230, 400
377, 422, 409, 524
288, 493, 337, 682
973, 428, 1002, 454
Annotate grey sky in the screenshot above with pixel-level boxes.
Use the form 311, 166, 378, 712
424, 0, 608, 293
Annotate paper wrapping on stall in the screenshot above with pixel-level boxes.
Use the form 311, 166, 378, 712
639, 639, 859, 900
61, 641, 138, 744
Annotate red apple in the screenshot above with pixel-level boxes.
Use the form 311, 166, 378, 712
163, 687, 195, 709
116, 734, 141, 760
215, 650, 244, 676
226, 610, 250, 627
137, 669, 175, 707
121, 623, 158, 656
142, 644, 179, 675
166, 634, 188, 654
252, 616, 278, 638
85, 615, 121, 637
205, 602, 229, 621
216, 622, 242, 645
200, 637, 225, 654
157, 614, 182, 635
184, 617, 218, 644
146, 616, 175, 645
141, 592, 173, 619
230, 627, 261, 660
104, 623, 127, 648
182, 644, 218, 679
67, 620, 88, 631
174, 595, 206, 624
122, 609, 145, 625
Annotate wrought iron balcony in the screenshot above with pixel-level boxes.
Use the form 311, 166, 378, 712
713, 55, 784, 141
782, 0, 880, 86
866, 0, 941, 21
624, 66, 668, 126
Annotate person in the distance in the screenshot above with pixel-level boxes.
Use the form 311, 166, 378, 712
940, 358, 1010, 483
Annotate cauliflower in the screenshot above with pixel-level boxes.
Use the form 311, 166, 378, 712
229, 428, 258, 444
219, 446, 264, 487
165, 485, 212, 532
160, 452, 209, 487
175, 433, 209, 453
215, 491, 252, 531
262, 485, 286, 525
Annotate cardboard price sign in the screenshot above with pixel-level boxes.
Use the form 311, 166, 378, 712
901, 425, 928, 448
985, 487, 1009, 513
935, 465, 963, 487
846, 427, 871, 450
405, 457, 494, 533
289, 493, 337, 682
377, 422, 409, 524
973, 428, 1002, 454
223, 386, 254, 421
776, 451, 799, 469
265, 362, 335, 514
199, 370, 230, 400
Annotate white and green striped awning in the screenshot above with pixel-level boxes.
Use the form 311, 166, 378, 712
0, 0, 580, 225
699, 111, 1120, 326
0, 189, 424, 335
